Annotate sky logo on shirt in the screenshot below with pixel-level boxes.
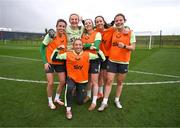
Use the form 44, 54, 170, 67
74, 65, 83, 70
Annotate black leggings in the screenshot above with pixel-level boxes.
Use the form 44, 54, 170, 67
65, 78, 87, 107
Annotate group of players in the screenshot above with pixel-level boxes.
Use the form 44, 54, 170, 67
40, 13, 136, 120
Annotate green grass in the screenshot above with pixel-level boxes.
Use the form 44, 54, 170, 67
0, 41, 180, 127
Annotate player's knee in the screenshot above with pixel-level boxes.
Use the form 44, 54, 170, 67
47, 81, 54, 87
117, 80, 123, 86
106, 79, 113, 86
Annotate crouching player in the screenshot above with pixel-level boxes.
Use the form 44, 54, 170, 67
51, 39, 105, 120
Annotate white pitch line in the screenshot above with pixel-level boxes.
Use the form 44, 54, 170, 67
113, 81, 180, 85
0, 76, 180, 85
0, 55, 41, 61
0, 76, 46, 84
129, 70, 180, 78
1, 55, 180, 79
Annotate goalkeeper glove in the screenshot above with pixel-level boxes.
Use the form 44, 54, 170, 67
48, 29, 56, 38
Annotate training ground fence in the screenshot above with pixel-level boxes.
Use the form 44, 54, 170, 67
0, 31, 44, 47
136, 35, 180, 49
0, 31, 180, 48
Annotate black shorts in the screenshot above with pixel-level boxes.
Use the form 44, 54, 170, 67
89, 60, 100, 74
100, 56, 108, 70
107, 60, 128, 73
45, 64, 66, 73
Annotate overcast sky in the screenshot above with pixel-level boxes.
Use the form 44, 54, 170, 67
0, 0, 180, 35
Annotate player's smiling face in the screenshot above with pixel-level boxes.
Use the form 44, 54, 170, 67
70, 14, 79, 28
56, 22, 66, 34
115, 15, 125, 29
84, 19, 93, 31
95, 17, 104, 30
73, 39, 83, 54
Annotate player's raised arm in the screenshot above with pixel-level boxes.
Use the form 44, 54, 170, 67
51, 48, 67, 62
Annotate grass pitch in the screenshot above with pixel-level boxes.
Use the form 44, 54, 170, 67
0, 41, 180, 127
